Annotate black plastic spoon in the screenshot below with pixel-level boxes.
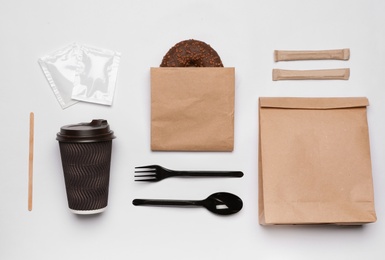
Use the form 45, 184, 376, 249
132, 192, 243, 215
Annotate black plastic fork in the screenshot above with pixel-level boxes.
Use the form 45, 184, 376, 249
134, 165, 243, 182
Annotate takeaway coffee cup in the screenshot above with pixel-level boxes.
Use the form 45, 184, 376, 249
56, 119, 116, 214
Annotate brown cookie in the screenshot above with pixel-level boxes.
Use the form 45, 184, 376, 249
160, 39, 223, 67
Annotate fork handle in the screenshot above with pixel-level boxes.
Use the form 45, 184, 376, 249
133, 199, 200, 207
173, 171, 243, 178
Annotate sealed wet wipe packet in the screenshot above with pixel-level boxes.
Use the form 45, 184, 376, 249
38, 43, 80, 109
72, 45, 121, 106
39, 43, 121, 108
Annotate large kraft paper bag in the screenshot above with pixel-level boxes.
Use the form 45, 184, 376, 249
151, 67, 235, 151
259, 97, 376, 225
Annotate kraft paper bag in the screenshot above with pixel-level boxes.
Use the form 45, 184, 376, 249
151, 67, 235, 151
259, 97, 376, 225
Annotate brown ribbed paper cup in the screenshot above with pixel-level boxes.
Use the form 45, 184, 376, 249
57, 119, 116, 214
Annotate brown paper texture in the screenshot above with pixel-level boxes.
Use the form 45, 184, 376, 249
259, 97, 376, 225
272, 68, 350, 81
151, 68, 235, 151
274, 49, 350, 61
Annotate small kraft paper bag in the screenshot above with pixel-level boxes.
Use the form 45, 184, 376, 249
259, 97, 376, 225
151, 67, 235, 151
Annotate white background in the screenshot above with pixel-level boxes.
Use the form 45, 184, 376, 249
1, 0, 385, 259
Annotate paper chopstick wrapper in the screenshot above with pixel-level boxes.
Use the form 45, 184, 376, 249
274, 48, 350, 61
272, 68, 350, 81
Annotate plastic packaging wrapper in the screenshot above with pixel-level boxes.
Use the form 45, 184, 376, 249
72, 45, 121, 106
38, 43, 120, 108
38, 43, 80, 109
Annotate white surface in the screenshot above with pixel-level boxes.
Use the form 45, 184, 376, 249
1, 0, 385, 259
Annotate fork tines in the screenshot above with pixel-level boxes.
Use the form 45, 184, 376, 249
134, 165, 158, 182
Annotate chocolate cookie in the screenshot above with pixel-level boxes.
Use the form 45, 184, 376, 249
160, 39, 223, 67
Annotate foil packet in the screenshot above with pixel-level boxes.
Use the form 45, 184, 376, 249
72, 44, 121, 106
38, 43, 80, 109
38, 43, 121, 109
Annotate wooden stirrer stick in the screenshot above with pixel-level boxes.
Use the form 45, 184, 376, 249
28, 112, 34, 211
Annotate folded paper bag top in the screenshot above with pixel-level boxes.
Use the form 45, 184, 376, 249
151, 67, 235, 151
259, 97, 376, 225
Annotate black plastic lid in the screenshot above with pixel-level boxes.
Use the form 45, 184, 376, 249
56, 119, 116, 143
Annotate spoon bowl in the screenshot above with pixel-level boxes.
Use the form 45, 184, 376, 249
199, 192, 243, 215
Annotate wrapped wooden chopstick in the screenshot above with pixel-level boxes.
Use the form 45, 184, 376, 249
274, 49, 350, 62
272, 68, 350, 81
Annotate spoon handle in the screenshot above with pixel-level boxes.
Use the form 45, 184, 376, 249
133, 199, 201, 207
